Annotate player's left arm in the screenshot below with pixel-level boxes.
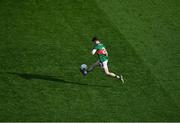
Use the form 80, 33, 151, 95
105, 48, 108, 56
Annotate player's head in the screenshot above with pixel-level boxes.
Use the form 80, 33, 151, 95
92, 37, 100, 44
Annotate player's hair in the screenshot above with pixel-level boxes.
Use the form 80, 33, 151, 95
92, 37, 98, 42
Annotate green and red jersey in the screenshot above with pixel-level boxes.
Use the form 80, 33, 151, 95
93, 43, 108, 63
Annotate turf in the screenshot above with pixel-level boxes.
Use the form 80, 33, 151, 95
0, 0, 180, 121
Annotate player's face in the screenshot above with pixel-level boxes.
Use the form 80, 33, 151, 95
94, 40, 99, 44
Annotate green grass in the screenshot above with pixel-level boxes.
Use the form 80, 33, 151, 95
0, 0, 180, 121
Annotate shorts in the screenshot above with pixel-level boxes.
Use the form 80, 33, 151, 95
99, 60, 108, 69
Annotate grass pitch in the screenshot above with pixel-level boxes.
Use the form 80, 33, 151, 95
0, 0, 180, 121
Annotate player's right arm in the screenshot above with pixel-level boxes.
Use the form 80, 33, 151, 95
91, 49, 97, 55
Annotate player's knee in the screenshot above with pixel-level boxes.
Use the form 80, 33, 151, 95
104, 71, 110, 75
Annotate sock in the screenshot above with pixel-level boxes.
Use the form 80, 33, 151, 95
88, 67, 94, 72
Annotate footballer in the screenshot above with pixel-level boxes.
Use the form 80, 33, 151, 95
87, 37, 124, 83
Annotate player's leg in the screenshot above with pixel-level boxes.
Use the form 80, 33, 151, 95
102, 60, 119, 78
88, 61, 100, 72
103, 61, 125, 83
102, 61, 125, 83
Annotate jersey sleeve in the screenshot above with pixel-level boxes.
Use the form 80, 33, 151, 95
93, 45, 99, 50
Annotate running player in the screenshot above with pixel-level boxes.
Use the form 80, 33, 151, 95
88, 37, 124, 83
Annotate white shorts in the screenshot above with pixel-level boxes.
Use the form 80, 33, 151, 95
100, 60, 108, 69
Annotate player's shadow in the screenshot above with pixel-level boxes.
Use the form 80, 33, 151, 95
6, 72, 110, 88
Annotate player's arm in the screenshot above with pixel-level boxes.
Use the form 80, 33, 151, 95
91, 49, 97, 55
105, 48, 108, 56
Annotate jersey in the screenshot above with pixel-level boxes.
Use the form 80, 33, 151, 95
93, 43, 108, 63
